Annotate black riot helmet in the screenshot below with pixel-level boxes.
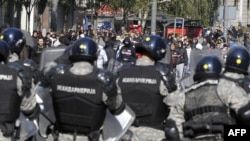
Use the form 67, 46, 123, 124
0, 40, 10, 63
225, 46, 250, 75
135, 34, 166, 61
69, 37, 98, 63
0, 27, 26, 54
193, 55, 222, 82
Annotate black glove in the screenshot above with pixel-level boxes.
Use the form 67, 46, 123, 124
164, 119, 180, 141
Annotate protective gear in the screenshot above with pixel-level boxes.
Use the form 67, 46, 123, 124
51, 67, 106, 134
155, 62, 177, 93
0, 64, 21, 123
237, 103, 250, 125
164, 119, 180, 141
0, 27, 26, 54
136, 34, 166, 61
35, 84, 56, 138
103, 105, 135, 141
241, 77, 250, 93
0, 40, 10, 63
69, 37, 98, 62
225, 46, 250, 75
39, 46, 67, 70
118, 65, 170, 127
97, 69, 126, 114
183, 80, 232, 138
193, 55, 222, 82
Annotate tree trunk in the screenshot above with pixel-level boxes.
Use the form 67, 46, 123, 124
51, 0, 58, 32
57, 3, 66, 33
7, 1, 14, 26
27, 13, 31, 33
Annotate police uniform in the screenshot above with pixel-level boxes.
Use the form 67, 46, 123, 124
165, 51, 250, 141
46, 37, 126, 141
117, 35, 177, 141
0, 40, 40, 141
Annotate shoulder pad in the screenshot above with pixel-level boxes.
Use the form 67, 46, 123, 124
44, 64, 68, 81
7, 62, 25, 72
241, 77, 250, 93
53, 64, 68, 75
97, 69, 114, 86
23, 59, 39, 71
185, 80, 219, 93
154, 62, 171, 76
155, 62, 177, 93
7, 61, 32, 89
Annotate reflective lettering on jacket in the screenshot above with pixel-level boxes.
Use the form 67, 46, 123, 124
56, 85, 96, 94
0, 74, 13, 80
51, 68, 106, 134
122, 77, 157, 84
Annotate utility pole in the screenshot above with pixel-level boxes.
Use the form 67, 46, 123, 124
223, 0, 228, 42
151, 0, 157, 35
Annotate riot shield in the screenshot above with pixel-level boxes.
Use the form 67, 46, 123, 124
35, 84, 56, 138
102, 105, 135, 141
39, 46, 67, 71
21, 30, 35, 48
181, 49, 223, 90
17, 113, 38, 141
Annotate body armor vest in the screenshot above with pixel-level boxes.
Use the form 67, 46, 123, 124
51, 68, 106, 134
118, 65, 168, 127
0, 64, 21, 123
183, 81, 232, 138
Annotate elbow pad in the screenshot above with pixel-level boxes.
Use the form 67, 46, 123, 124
42, 64, 67, 87
23, 104, 41, 120
155, 62, 177, 93
23, 59, 41, 85
238, 103, 250, 125
97, 69, 118, 98
164, 119, 180, 141
8, 62, 32, 97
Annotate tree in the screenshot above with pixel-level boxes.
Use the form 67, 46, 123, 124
167, 0, 220, 26
15, 0, 39, 32
0, 0, 7, 5
110, 0, 136, 25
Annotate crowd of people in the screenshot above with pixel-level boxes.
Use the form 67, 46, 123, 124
0, 22, 249, 141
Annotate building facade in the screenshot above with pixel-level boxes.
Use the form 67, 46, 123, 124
220, 0, 250, 27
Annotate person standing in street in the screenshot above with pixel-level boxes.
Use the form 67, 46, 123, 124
0, 38, 40, 141
44, 37, 133, 141
117, 35, 177, 141
165, 48, 250, 140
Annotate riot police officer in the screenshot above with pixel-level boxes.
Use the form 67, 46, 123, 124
165, 53, 250, 140
45, 37, 133, 141
117, 34, 177, 141
0, 40, 40, 141
218, 46, 250, 125
0, 27, 41, 140
0, 27, 41, 85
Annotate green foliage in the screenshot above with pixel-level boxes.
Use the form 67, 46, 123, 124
165, 0, 221, 26
109, 0, 220, 27
0, 0, 7, 5
59, 0, 72, 5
